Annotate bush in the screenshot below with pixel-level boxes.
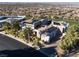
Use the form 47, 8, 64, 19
18, 31, 25, 39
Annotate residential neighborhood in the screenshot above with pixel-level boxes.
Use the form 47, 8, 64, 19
0, 2, 79, 57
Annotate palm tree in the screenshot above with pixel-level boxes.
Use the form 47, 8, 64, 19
18, 27, 32, 42
24, 27, 32, 41
58, 24, 79, 55
11, 20, 21, 36
3, 22, 11, 34
12, 20, 21, 31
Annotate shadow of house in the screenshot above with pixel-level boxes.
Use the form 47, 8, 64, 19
39, 47, 57, 57
0, 47, 47, 57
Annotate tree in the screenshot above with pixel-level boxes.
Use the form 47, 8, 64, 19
18, 27, 33, 42
3, 22, 11, 34
12, 20, 21, 31
24, 27, 33, 41
18, 31, 25, 40
3, 22, 11, 30
32, 37, 40, 45
58, 24, 79, 56
10, 20, 21, 36
53, 16, 59, 19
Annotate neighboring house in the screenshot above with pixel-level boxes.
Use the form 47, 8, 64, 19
0, 16, 25, 29
6, 16, 25, 23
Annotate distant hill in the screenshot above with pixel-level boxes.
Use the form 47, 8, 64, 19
0, 2, 79, 8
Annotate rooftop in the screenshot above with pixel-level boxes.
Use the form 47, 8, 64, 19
0, 16, 25, 23
47, 27, 58, 33
25, 19, 38, 24
38, 24, 53, 32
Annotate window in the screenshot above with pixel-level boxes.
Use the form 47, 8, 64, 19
54, 22, 60, 25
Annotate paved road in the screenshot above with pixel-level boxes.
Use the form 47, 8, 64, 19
0, 34, 29, 51
0, 34, 47, 57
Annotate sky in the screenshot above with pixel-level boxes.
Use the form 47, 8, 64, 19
0, 0, 79, 2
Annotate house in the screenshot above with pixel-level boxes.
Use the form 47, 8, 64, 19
6, 16, 25, 23
0, 15, 69, 43
33, 19, 69, 43
0, 16, 25, 30
22, 19, 39, 29
41, 27, 62, 43
32, 19, 53, 38
52, 21, 69, 33
24, 19, 69, 43
1, 16, 68, 43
